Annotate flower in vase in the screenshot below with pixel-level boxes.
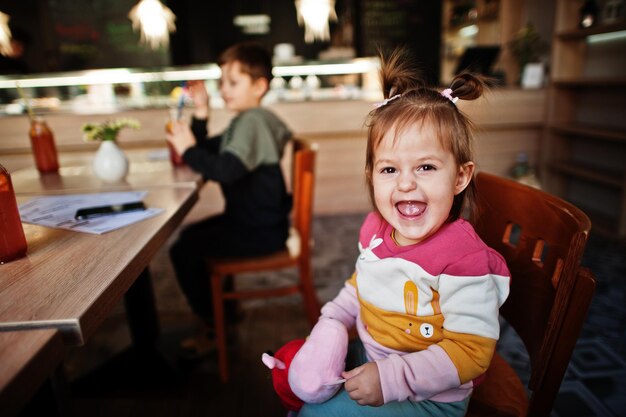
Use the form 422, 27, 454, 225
81, 118, 141, 142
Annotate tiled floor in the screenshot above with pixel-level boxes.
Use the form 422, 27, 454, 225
60, 212, 626, 417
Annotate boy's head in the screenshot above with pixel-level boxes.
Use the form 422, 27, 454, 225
218, 42, 273, 82
218, 42, 273, 112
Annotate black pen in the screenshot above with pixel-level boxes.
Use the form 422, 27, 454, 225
74, 201, 146, 220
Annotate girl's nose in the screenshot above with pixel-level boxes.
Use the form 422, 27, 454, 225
397, 172, 417, 192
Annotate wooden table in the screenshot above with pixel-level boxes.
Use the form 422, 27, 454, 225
0, 186, 198, 346
1, 158, 202, 415
0, 329, 67, 417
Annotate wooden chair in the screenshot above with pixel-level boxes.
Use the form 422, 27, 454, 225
466, 172, 596, 417
207, 138, 321, 382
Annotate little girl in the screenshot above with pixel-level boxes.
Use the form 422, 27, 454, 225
291, 49, 511, 416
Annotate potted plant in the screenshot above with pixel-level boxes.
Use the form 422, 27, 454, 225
508, 22, 549, 87
81, 118, 140, 183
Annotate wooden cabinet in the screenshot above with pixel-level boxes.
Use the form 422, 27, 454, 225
542, 0, 626, 238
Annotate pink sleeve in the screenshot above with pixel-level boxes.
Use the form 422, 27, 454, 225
320, 282, 359, 329
375, 344, 462, 403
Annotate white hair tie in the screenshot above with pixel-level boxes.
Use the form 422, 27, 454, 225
440, 88, 458, 104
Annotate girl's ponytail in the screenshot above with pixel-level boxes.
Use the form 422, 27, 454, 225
378, 47, 423, 100
447, 72, 486, 102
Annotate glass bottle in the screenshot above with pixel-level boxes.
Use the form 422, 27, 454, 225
165, 110, 184, 166
29, 116, 59, 173
0, 164, 28, 263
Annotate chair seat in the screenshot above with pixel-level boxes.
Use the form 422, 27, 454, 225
466, 353, 528, 417
209, 249, 297, 276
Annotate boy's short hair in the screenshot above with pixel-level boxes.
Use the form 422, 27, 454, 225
218, 42, 273, 82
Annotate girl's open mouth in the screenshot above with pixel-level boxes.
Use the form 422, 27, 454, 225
396, 200, 426, 218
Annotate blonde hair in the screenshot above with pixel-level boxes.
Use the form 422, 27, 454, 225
365, 48, 487, 223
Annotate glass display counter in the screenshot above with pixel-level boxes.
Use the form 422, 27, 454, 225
0, 58, 381, 116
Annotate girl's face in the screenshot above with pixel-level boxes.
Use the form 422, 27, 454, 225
219, 61, 266, 112
372, 122, 474, 246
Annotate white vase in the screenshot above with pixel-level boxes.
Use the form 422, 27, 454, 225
92, 140, 129, 183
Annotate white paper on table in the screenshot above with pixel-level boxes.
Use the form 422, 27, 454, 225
18, 191, 164, 235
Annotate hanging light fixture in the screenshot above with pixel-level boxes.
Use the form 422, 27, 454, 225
0, 11, 12, 57
295, 0, 337, 43
128, 0, 176, 50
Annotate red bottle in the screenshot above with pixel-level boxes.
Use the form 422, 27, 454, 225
29, 117, 59, 173
165, 120, 185, 166
0, 164, 28, 263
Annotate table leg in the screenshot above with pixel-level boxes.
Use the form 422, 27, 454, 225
124, 267, 160, 348
19, 363, 72, 417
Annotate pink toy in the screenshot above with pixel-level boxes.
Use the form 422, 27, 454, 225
262, 317, 349, 410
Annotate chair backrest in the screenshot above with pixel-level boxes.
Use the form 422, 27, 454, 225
291, 139, 317, 258
473, 172, 595, 416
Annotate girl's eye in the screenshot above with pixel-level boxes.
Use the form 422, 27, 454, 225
380, 167, 396, 174
418, 164, 436, 171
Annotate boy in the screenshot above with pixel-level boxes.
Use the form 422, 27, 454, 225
167, 42, 293, 357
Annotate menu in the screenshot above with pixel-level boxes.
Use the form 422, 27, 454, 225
18, 191, 163, 235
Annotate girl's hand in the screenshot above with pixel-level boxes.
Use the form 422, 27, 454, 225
187, 80, 210, 119
166, 119, 196, 156
342, 362, 383, 406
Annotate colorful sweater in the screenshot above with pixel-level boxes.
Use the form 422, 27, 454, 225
321, 212, 510, 404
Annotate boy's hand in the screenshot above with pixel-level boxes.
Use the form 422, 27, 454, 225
342, 362, 383, 406
166, 120, 196, 156
187, 80, 210, 119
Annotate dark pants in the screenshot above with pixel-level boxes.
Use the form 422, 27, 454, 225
169, 214, 288, 323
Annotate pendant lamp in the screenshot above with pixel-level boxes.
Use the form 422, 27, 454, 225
128, 0, 176, 49
0, 12, 12, 57
295, 0, 337, 43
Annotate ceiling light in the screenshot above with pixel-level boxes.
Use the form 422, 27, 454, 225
588, 30, 626, 44
295, 0, 337, 43
128, 0, 176, 50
